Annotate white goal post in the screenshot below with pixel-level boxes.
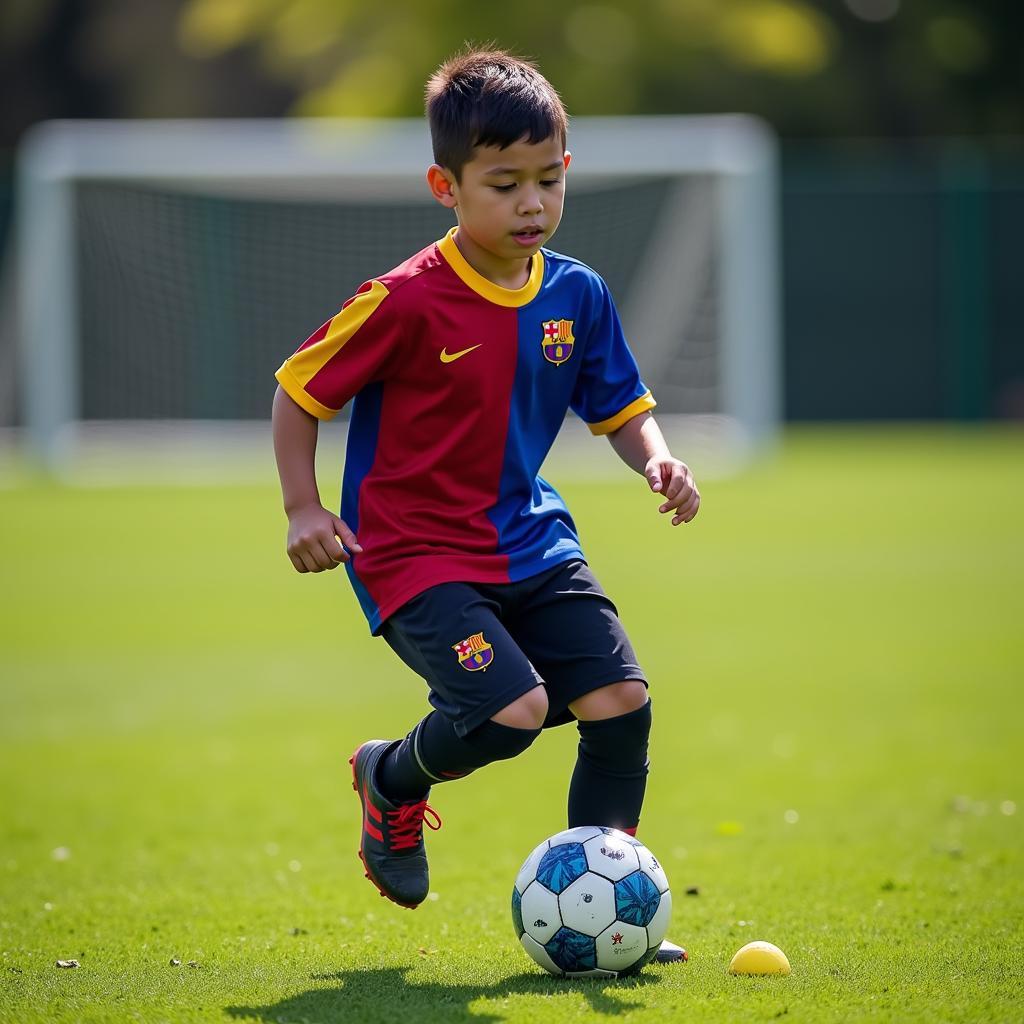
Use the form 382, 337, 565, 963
16, 116, 779, 473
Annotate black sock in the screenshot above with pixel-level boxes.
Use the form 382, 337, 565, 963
567, 699, 652, 831
376, 711, 541, 802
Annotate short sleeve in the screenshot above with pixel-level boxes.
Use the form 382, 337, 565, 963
569, 278, 656, 435
275, 279, 401, 419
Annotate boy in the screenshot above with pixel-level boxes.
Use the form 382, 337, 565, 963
272, 49, 699, 963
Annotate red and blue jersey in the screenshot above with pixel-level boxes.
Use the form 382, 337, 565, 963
275, 228, 655, 633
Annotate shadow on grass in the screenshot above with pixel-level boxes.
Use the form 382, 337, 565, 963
226, 964, 661, 1023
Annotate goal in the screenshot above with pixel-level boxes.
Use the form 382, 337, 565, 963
16, 116, 779, 475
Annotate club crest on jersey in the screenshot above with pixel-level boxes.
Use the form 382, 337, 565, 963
452, 632, 494, 672
541, 319, 575, 365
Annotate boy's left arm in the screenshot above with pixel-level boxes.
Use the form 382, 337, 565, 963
607, 412, 700, 525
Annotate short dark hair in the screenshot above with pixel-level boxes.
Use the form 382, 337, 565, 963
425, 47, 568, 181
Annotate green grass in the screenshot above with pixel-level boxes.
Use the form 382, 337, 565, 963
1, 425, 1022, 1023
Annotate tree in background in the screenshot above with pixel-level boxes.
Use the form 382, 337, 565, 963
1, 0, 1021, 150
175, 0, 1021, 134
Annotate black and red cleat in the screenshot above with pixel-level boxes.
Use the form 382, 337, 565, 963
349, 740, 441, 909
655, 940, 689, 964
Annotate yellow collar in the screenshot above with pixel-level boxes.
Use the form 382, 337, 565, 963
437, 227, 544, 308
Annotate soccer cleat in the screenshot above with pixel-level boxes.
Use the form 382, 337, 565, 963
349, 740, 441, 909
655, 939, 689, 964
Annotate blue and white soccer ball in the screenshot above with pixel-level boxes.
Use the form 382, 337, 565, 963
511, 826, 671, 978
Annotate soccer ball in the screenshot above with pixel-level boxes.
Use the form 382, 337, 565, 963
511, 826, 671, 978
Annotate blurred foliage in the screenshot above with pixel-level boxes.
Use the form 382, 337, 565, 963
1, 0, 1022, 149
173, 0, 1022, 132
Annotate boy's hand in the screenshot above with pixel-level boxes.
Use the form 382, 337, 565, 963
286, 504, 363, 573
645, 457, 700, 526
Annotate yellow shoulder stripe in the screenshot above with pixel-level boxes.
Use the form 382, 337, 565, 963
273, 279, 390, 420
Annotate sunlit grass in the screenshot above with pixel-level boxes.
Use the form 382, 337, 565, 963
1, 426, 1022, 1022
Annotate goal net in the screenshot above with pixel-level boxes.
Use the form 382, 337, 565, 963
15, 116, 779, 478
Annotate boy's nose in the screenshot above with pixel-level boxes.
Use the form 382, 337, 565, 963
518, 189, 543, 215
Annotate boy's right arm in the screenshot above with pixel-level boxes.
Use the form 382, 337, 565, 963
272, 385, 362, 573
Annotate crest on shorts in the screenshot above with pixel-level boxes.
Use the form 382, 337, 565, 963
452, 632, 494, 672
541, 319, 575, 365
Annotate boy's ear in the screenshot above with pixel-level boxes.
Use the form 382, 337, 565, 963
427, 164, 458, 208
564, 151, 572, 171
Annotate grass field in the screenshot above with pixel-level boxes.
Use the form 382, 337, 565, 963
1, 426, 1022, 1023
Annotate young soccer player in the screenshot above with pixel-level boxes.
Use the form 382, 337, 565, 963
272, 48, 699, 963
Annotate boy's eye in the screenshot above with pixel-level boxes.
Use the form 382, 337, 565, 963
491, 179, 561, 193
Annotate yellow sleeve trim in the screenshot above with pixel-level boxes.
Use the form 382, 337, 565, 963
275, 363, 339, 420
587, 391, 657, 435
274, 279, 391, 421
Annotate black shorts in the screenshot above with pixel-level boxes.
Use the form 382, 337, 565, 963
379, 560, 646, 737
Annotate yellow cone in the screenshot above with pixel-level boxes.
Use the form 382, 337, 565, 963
729, 940, 791, 975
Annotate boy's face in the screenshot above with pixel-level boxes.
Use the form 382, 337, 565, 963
428, 135, 571, 277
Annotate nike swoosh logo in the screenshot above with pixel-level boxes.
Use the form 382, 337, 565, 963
439, 344, 482, 364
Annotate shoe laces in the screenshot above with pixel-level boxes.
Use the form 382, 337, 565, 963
387, 799, 441, 852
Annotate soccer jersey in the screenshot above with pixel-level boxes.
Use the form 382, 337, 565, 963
275, 227, 655, 633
